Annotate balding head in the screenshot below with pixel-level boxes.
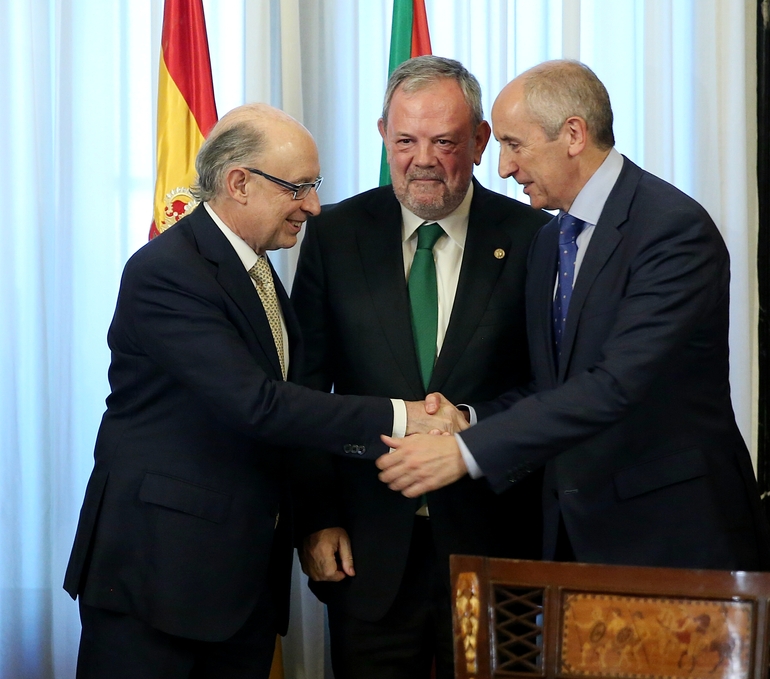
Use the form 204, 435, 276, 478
491, 60, 614, 212
505, 60, 614, 150
194, 103, 321, 254
193, 103, 315, 202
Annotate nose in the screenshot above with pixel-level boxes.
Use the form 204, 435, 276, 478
414, 140, 437, 167
498, 149, 517, 179
301, 187, 321, 216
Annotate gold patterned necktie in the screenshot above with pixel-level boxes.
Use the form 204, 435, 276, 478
248, 255, 286, 380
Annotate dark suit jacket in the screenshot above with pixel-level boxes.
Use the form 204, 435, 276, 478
290, 179, 550, 621
63, 205, 394, 643
463, 157, 770, 570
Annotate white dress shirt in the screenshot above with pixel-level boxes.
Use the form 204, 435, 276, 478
557, 146, 624, 288
401, 182, 472, 349
390, 183, 474, 438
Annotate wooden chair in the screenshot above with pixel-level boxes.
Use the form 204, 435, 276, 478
451, 555, 770, 679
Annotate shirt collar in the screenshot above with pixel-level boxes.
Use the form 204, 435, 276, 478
204, 202, 260, 272
401, 181, 474, 248
563, 147, 624, 226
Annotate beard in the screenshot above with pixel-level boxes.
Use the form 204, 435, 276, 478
392, 170, 469, 221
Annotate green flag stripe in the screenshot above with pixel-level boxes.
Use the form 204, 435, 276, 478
379, 0, 414, 186
388, 0, 413, 75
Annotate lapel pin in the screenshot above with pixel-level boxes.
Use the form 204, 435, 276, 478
494, 248, 505, 259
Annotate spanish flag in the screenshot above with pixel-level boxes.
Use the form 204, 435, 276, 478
150, 0, 218, 239
379, 0, 433, 186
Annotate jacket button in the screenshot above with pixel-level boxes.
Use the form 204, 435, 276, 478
344, 444, 352, 453
359, 445, 366, 455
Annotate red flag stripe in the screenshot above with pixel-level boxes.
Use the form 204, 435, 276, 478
161, 0, 218, 137
410, 0, 432, 57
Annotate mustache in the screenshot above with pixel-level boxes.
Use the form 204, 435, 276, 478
406, 171, 445, 182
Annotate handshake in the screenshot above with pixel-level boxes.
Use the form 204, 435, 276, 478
403, 392, 470, 436
376, 393, 472, 498
301, 394, 475, 584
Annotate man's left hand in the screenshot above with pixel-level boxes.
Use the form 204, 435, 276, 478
300, 527, 355, 582
377, 433, 468, 496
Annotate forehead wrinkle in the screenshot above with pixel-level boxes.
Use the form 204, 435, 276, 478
390, 84, 473, 128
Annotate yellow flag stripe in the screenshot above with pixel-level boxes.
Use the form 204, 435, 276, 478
153, 52, 207, 231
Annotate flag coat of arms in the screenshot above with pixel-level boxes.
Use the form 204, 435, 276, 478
150, 0, 218, 239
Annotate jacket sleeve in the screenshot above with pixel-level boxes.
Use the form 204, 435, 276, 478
461, 200, 728, 492
113, 239, 392, 458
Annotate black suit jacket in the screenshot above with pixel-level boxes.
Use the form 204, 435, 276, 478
463, 157, 770, 570
291, 180, 549, 621
63, 205, 394, 642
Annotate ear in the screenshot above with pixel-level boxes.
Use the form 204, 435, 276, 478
564, 116, 588, 158
472, 121, 492, 165
377, 118, 392, 163
224, 167, 251, 205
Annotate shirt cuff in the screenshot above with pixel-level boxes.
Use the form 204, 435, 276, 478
458, 404, 478, 426
456, 433, 483, 479
391, 399, 407, 439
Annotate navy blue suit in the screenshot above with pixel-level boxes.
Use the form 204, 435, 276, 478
64, 205, 392, 645
463, 157, 770, 570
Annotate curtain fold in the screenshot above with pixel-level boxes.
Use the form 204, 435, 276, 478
747, 0, 770, 504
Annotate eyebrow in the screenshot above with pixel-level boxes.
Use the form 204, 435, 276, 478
393, 127, 463, 139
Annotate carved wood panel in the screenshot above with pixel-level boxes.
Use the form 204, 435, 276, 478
560, 593, 753, 679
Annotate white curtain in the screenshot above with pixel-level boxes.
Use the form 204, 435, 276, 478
0, 1, 758, 677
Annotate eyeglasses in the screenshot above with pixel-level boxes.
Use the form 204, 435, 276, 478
246, 168, 323, 200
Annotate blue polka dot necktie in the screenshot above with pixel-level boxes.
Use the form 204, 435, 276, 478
553, 214, 586, 365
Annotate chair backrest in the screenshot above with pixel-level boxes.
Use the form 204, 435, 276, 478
451, 555, 770, 679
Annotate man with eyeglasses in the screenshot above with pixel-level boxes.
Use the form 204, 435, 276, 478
246, 167, 323, 199
290, 57, 549, 679
64, 103, 464, 679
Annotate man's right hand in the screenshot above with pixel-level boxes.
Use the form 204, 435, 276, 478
405, 393, 470, 435
300, 527, 355, 582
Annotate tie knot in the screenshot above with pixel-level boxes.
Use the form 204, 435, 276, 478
416, 222, 444, 250
559, 214, 586, 244
248, 256, 273, 287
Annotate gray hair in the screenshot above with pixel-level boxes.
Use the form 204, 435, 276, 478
192, 122, 267, 202
521, 60, 614, 149
381, 55, 484, 130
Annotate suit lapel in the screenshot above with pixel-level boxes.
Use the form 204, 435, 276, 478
557, 158, 640, 382
189, 207, 284, 381
357, 189, 424, 397
530, 216, 560, 386
274, 264, 303, 381
430, 183, 511, 391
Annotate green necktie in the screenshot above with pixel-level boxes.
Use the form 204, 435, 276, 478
408, 222, 444, 390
